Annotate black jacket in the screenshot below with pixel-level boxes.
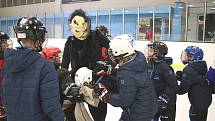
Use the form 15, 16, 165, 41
149, 59, 178, 104
178, 61, 212, 110
61, 30, 109, 79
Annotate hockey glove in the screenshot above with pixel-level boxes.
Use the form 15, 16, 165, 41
94, 83, 111, 103
158, 94, 170, 112
94, 61, 112, 76
175, 71, 183, 81
206, 67, 215, 83
57, 68, 74, 90
64, 83, 83, 103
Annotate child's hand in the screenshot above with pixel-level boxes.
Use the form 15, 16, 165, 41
93, 61, 112, 76
94, 83, 111, 103
158, 94, 170, 112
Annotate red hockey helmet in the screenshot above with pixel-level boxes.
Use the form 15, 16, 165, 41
41, 47, 62, 61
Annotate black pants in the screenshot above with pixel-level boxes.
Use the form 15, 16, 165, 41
154, 104, 176, 121
189, 106, 208, 121
64, 102, 107, 121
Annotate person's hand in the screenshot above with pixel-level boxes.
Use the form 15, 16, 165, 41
64, 83, 83, 103
94, 83, 111, 103
93, 61, 112, 76
158, 94, 170, 112
57, 68, 74, 90
206, 67, 215, 83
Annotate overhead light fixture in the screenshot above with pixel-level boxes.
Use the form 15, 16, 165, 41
210, 7, 215, 10
187, 4, 194, 7
178, 6, 184, 9
212, 1, 215, 3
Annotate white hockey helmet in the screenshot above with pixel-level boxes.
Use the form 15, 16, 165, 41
75, 67, 93, 87
112, 34, 135, 47
109, 35, 135, 58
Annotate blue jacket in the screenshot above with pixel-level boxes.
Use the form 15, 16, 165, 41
108, 51, 158, 121
178, 61, 212, 110
3, 48, 64, 121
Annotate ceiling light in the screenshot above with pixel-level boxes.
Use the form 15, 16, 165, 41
187, 4, 194, 7
178, 6, 184, 9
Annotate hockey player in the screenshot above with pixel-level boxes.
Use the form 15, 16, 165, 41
176, 46, 212, 121
96, 25, 110, 38
2, 17, 64, 121
95, 35, 158, 121
41, 47, 66, 105
0, 31, 11, 121
146, 41, 178, 121
61, 9, 110, 121
41, 47, 62, 69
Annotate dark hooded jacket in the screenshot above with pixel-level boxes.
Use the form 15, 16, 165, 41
149, 57, 178, 104
108, 51, 158, 121
2, 48, 64, 121
178, 61, 212, 110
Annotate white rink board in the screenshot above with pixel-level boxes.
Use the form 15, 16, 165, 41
11, 38, 215, 121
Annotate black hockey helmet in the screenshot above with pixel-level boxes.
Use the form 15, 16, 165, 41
147, 41, 168, 59
96, 25, 109, 36
14, 17, 47, 51
0, 31, 13, 50
0, 31, 10, 42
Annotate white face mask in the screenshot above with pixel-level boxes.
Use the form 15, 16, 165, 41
70, 16, 89, 40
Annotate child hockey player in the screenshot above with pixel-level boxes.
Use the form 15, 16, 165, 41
2, 17, 64, 121
147, 41, 178, 121
95, 34, 158, 121
176, 46, 212, 121
0, 31, 11, 121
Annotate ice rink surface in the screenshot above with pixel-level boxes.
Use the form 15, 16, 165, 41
104, 94, 215, 121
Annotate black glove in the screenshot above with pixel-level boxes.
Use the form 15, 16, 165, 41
64, 83, 83, 102
93, 61, 112, 76
57, 68, 74, 90
175, 71, 183, 81
158, 94, 170, 112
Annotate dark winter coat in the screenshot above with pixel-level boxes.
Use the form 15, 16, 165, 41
178, 61, 212, 111
61, 30, 109, 79
108, 51, 158, 121
149, 59, 178, 104
2, 48, 64, 121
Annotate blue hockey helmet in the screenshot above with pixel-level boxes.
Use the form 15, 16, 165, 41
184, 46, 204, 61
